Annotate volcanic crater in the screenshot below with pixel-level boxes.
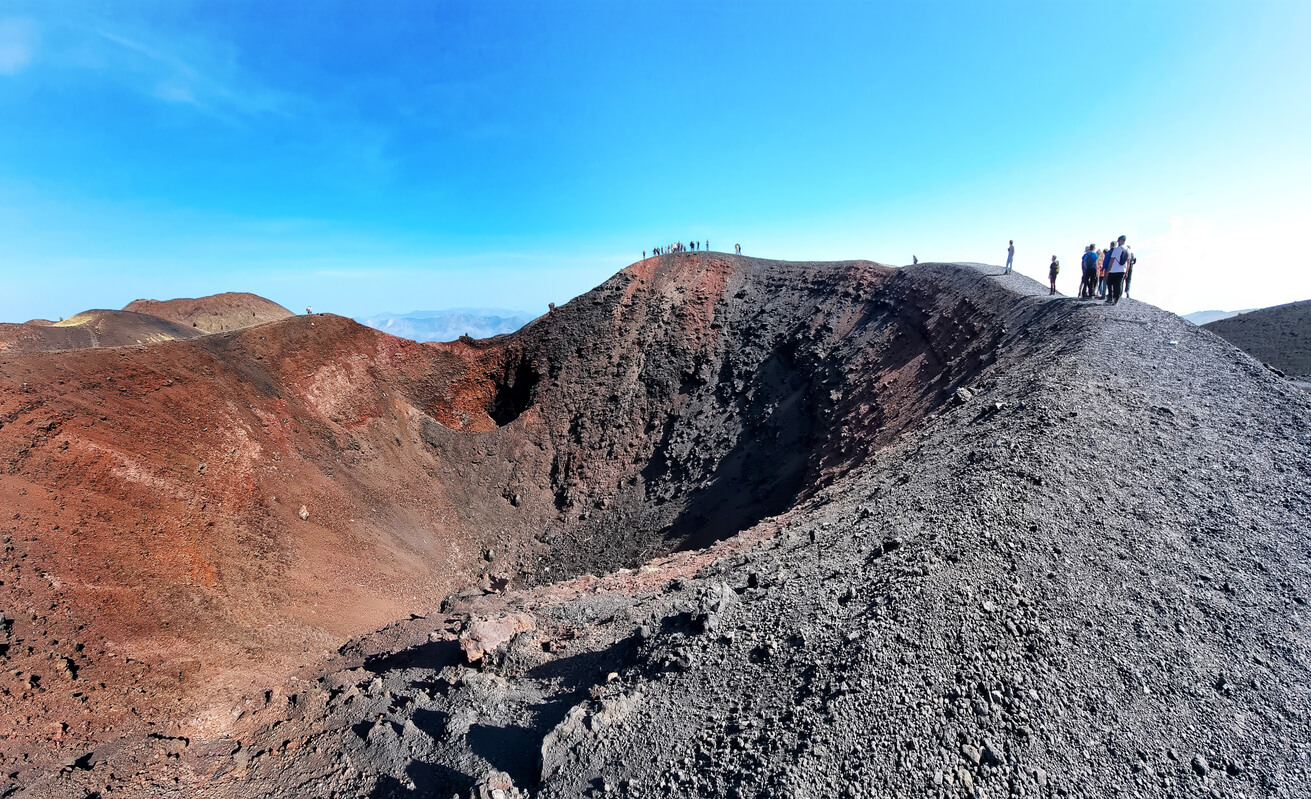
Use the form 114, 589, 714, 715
2, 254, 1309, 799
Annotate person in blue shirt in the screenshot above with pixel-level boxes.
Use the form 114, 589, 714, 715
1080, 245, 1098, 299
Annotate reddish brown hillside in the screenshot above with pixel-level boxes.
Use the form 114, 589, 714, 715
0, 310, 205, 353
123, 291, 295, 333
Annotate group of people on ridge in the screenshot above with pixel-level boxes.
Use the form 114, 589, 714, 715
1008, 236, 1135, 305
648, 241, 707, 257
1077, 236, 1135, 303
645, 242, 744, 258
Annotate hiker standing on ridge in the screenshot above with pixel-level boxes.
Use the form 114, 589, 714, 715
1104, 235, 1130, 304
735, 243, 741, 254
1099, 243, 1113, 298
1005, 240, 1015, 273
913, 255, 918, 264
1079, 245, 1097, 299
1048, 256, 1060, 295
1124, 253, 1137, 298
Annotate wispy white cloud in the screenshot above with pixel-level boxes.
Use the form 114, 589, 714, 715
2, 8, 289, 120
1134, 211, 1310, 315
152, 78, 198, 106
93, 28, 287, 119
0, 17, 37, 75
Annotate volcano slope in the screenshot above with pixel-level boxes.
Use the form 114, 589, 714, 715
1204, 298, 1311, 381
5, 256, 1311, 799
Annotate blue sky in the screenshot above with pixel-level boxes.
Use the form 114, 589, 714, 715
1, 1, 1309, 322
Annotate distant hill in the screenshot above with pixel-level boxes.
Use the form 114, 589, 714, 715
124, 292, 294, 333
354, 307, 535, 342
0, 293, 294, 354
1203, 298, 1311, 377
0, 309, 204, 353
1183, 309, 1245, 325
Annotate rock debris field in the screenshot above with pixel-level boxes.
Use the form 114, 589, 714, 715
2, 255, 1310, 798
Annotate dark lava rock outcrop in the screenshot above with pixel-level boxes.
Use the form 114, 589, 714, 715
3, 256, 1310, 799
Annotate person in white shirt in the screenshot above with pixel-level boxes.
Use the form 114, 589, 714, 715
1005, 240, 1015, 273
1104, 235, 1131, 304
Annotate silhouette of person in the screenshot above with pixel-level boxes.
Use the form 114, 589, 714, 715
1005, 240, 1014, 274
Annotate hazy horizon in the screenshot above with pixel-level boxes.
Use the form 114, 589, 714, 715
1, 258, 1305, 326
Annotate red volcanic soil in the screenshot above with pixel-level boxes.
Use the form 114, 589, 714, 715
0, 310, 205, 354
0, 254, 1020, 779
123, 292, 295, 334
0, 315, 540, 753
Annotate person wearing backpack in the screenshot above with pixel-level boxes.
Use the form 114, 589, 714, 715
1080, 244, 1098, 299
1098, 241, 1115, 298
1048, 255, 1060, 295
1104, 235, 1130, 304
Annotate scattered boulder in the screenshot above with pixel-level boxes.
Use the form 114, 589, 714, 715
459, 613, 536, 663
693, 582, 738, 633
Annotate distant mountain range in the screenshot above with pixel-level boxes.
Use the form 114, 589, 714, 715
1183, 309, 1251, 325
354, 308, 536, 342
1184, 308, 1277, 325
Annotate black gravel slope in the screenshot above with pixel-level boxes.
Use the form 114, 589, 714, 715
1204, 298, 1311, 379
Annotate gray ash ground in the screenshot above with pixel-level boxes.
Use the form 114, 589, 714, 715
13, 262, 1311, 799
